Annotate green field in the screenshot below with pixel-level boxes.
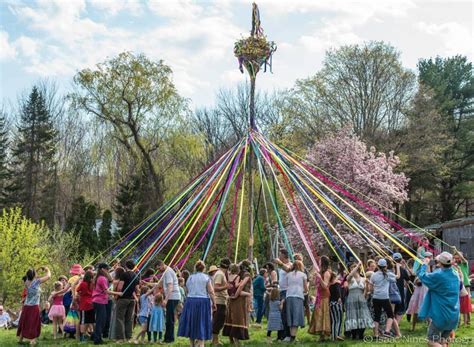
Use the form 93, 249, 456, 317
0, 319, 472, 346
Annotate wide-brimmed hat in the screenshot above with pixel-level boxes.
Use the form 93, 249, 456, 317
69, 264, 84, 275
208, 265, 218, 274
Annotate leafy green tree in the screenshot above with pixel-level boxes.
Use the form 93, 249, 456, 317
284, 41, 416, 146
417, 56, 474, 220
98, 209, 113, 250
72, 51, 187, 212
9, 86, 58, 225
0, 208, 48, 305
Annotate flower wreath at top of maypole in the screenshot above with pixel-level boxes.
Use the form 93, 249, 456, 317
234, 3, 277, 78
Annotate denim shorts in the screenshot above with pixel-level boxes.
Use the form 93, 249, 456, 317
427, 322, 451, 343
138, 315, 148, 325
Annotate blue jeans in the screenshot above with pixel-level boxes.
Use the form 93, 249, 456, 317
93, 303, 107, 344
255, 296, 264, 324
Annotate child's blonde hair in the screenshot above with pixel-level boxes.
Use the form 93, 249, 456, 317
269, 286, 280, 301
154, 293, 163, 306
53, 281, 63, 291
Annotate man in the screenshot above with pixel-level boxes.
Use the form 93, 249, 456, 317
0, 306, 11, 329
417, 251, 460, 347
392, 253, 410, 323
274, 248, 292, 341
116, 259, 140, 342
208, 265, 218, 279
212, 258, 231, 346
252, 268, 267, 327
156, 259, 181, 343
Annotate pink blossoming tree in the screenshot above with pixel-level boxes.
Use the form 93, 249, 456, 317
286, 127, 409, 255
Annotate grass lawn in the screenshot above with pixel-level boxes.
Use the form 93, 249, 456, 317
0, 319, 472, 346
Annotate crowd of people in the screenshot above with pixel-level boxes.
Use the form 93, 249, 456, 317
5, 241, 472, 346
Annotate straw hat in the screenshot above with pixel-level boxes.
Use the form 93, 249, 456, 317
208, 265, 218, 274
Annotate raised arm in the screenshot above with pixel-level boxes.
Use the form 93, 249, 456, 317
346, 262, 361, 281
38, 266, 51, 284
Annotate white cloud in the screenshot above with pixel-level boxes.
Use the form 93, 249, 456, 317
88, 0, 142, 16
0, 30, 16, 60
147, 0, 203, 20
418, 21, 473, 58
14, 36, 39, 58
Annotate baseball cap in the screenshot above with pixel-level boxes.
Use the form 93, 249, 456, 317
393, 253, 402, 261
435, 252, 453, 265
377, 259, 387, 267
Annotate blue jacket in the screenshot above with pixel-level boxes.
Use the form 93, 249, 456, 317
253, 275, 266, 297
417, 264, 460, 330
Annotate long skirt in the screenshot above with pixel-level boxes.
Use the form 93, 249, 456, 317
17, 305, 41, 339
108, 300, 117, 339
345, 289, 374, 332
309, 297, 330, 335
286, 297, 305, 328
223, 296, 249, 340
406, 285, 428, 315
178, 297, 212, 340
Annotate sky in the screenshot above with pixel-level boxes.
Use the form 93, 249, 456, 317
0, 0, 472, 108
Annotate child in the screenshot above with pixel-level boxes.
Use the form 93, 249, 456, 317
266, 286, 283, 343
76, 270, 95, 341
40, 302, 51, 324
134, 286, 152, 344
176, 277, 186, 320
148, 293, 165, 343
48, 281, 70, 339
329, 272, 344, 341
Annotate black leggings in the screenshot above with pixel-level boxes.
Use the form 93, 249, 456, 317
372, 298, 394, 322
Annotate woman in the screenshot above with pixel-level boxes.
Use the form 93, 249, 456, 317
108, 266, 125, 340
17, 266, 51, 345
309, 256, 331, 341
368, 259, 401, 338
223, 260, 252, 345
92, 263, 121, 345
283, 260, 308, 342
344, 262, 373, 340
178, 260, 216, 347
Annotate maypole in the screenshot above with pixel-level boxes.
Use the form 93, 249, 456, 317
234, 3, 276, 261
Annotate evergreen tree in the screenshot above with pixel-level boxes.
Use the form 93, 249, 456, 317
113, 174, 147, 238
417, 56, 474, 220
98, 209, 113, 250
0, 113, 11, 209
10, 86, 58, 225
65, 196, 99, 255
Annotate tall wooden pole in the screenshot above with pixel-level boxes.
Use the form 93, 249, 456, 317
248, 76, 256, 262
234, 3, 276, 262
